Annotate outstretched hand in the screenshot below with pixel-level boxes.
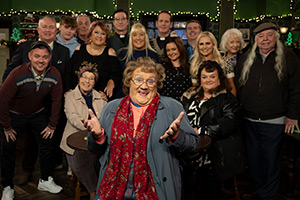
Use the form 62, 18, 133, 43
160, 111, 184, 141
81, 109, 104, 140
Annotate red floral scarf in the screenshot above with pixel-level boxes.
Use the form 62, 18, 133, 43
97, 94, 160, 200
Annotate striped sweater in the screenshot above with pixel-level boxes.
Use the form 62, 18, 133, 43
0, 62, 63, 130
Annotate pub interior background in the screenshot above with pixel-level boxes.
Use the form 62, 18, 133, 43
0, 0, 300, 199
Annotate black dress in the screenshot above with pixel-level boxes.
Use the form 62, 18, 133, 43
66, 44, 121, 92
160, 66, 192, 101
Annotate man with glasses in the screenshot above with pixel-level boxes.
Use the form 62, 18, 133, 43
107, 9, 130, 54
185, 20, 202, 61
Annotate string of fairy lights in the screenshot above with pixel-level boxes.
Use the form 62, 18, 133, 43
0, 0, 298, 22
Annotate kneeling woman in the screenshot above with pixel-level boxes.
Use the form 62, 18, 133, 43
82, 57, 198, 200
60, 65, 107, 200
182, 60, 242, 200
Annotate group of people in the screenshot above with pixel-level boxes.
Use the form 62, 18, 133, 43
0, 8, 299, 200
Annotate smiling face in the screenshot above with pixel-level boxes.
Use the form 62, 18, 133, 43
129, 67, 158, 106
200, 68, 220, 93
79, 71, 95, 95
113, 11, 129, 34
77, 16, 90, 37
28, 48, 51, 75
132, 30, 146, 50
186, 22, 201, 41
37, 17, 57, 44
166, 42, 180, 62
256, 29, 277, 56
156, 13, 172, 37
226, 34, 241, 55
198, 36, 214, 59
90, 26, 107, 46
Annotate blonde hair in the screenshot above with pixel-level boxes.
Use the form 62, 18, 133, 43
190, 31, 225, 78
122, 23, 155, 64
239, 31, 284, 85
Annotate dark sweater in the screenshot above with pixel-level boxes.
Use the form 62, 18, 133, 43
235, 48, 300, 120
0, 62, 63, 129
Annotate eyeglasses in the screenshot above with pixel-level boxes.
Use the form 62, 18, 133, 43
81, 75, 95, 81
114, 17, 128, 21
132, 77, 156, 87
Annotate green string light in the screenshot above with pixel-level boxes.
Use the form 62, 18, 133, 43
286, 32, 293, 46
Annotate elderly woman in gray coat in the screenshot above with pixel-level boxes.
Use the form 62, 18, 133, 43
81, 57, 198, 200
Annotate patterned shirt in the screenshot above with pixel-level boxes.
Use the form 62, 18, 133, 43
186, 99, 211, 168
160, 66, 192, 101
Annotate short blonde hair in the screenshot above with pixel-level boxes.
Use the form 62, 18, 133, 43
122, 57, 165, 94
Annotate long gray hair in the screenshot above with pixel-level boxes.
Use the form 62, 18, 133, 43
239, 31, 284, 85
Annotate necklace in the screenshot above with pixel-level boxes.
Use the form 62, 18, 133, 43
87, 44, 105, 56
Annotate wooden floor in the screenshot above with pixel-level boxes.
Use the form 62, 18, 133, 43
0, 133, 299, 200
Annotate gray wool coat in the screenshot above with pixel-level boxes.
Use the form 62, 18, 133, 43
87, 96, 198, 200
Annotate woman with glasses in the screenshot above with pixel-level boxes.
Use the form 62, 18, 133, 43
60, 65, 107, 200
66, 21, 121, 100
82, 57, 198, 200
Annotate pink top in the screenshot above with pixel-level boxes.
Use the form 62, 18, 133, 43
131, 103, 149, 137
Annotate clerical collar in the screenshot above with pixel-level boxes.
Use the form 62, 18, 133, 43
159, 37, 166, 41
116, 32, 127, 38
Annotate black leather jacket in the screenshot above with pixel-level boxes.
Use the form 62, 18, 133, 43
183, 90, 240, 141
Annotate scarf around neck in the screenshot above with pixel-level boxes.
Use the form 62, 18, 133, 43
97, 94, 160, 200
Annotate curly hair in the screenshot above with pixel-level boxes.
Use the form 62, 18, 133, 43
122, 57, 165, 94
219, 28, 244, 53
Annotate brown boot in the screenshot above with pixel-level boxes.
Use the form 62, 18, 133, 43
15, 171, 32, 185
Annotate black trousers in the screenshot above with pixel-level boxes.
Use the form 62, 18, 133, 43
183, 164, 222, 200
245, 120, 284, 200
1, 110, 54, 188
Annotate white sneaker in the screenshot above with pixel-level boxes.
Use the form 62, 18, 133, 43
1, 186, 14, 200
37, 176, 62, 194
67, 166, 72, 176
